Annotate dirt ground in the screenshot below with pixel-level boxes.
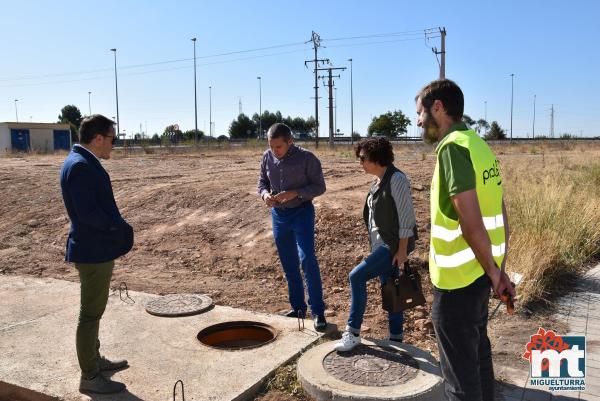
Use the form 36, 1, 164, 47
0, 145, 566, 400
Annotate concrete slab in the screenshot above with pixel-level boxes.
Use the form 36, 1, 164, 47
297, 339, 443, 400
0, 275, 325, 401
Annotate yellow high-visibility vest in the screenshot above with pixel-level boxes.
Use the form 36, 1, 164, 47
429, 129, 505, 290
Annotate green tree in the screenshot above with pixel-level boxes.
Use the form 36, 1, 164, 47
58, 105, 83, 143
252, 110, 284, 136
484, 121, 507, 140
182, 129, 204, 141
229, 113, 257, 139
367, 110, 411, 138
476, 118, 489, 136
462, 114, 475, 127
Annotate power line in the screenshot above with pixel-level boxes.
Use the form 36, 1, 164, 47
322, 28, 438, 42
0, 29, 437, 83
0, 41, 308, 82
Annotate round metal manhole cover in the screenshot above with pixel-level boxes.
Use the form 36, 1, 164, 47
145, 294, 213, 317
323, 344, 419, 386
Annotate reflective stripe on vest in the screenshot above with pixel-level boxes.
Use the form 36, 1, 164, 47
429, 129, 505, 290
431, 213, 504, 242
432, 242, 505, 268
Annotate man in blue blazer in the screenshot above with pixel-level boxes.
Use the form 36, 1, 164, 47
60, 114, 133, 394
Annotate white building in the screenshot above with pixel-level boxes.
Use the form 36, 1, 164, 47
0, 122, 72, 153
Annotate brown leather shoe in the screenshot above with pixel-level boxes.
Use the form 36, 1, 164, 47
79, 374, 126, 394
99, 356, 128, 371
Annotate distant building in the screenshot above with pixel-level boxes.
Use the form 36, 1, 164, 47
0, 122, 71, 153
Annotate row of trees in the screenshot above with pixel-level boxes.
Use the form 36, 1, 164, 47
229, 111, 316, 139
56, 104, 509, 143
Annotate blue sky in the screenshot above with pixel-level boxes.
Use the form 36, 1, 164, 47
1, 0, 598, 138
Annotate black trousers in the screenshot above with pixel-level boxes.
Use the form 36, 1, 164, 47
432, 274, 494, 401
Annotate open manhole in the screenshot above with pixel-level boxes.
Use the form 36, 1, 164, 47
197, 321, 278, 350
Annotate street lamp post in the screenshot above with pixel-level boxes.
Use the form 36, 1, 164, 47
191, 38, 198, 144
110, 49, 120, 138
257, 76, 262, 139
348, 58, 354, 144
209, 86, 212, 138
88, 91, 92, 115
334, 87, 337, 136
14, 99, 18, 122
484, 100, 487, 136
532, 94, 536, 139
510, 73, 514, 141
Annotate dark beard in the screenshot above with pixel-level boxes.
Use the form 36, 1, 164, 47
421, 109, 439, 144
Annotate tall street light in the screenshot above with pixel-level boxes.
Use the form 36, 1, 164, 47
510, 73, 514, 141
334, 87, 337, 136
191, 38, 198, 144
257, 76, 262, 139
532, 94, 536, 139
484, 100, 487, 136
348, 58, 354, 144
209, 86, 212, 138
110, 49, 120, 137
88, 91, 92, 115
14, 99, 19, 122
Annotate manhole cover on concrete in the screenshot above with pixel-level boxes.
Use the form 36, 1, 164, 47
323, 344, 419, 386
298, 340, 444, 400
145, 294, 213, 317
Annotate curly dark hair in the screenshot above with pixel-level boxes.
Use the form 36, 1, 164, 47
354, 136, 394, 166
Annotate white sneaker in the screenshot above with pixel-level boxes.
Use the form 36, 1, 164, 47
334, 331, 361, 352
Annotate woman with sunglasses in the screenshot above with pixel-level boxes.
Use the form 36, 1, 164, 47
334, 136, 417, 351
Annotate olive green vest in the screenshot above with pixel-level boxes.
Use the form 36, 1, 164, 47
363, 165, 417, 257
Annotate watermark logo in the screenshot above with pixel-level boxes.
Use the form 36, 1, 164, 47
523, 327, 585, 391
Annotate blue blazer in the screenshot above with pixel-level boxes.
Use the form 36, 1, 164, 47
60, 145, 134, 264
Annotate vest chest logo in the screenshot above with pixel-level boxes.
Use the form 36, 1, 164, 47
483, 160, 501, 185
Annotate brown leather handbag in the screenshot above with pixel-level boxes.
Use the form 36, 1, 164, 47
381, 261, 426, 313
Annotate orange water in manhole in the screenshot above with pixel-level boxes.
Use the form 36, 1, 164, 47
197, 321, 278, 350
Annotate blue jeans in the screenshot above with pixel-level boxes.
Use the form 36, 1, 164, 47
271, 204, 325, 316
347, 245, 404, 337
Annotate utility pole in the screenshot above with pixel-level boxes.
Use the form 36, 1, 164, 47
317, 66, 346, 148
191, 38, 198, 145
431, 27, 446, 79
348, 58, 354, 145
532, 94, 536, 139
88, 91, 92, 115
550, 104, 555, 138
238, 97, 242, 115
110, 49, 120, 138
305, 31, 329, 148
209, 86, 212, 138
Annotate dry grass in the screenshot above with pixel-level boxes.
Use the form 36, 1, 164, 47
503, 149, 600, 305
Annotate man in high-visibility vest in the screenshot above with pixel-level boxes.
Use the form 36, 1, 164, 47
415, 79, 516, 401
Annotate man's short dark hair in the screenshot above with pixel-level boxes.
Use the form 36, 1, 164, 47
354, 136, 395, 166
79, 114, 115, 144
416, 79, 464, 122
267, 123, 292, 141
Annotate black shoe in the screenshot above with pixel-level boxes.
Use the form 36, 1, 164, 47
79, 374, 126, 394
99, 355, 129, 371
282, 309, 305, 318
314, 314, 327, 332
